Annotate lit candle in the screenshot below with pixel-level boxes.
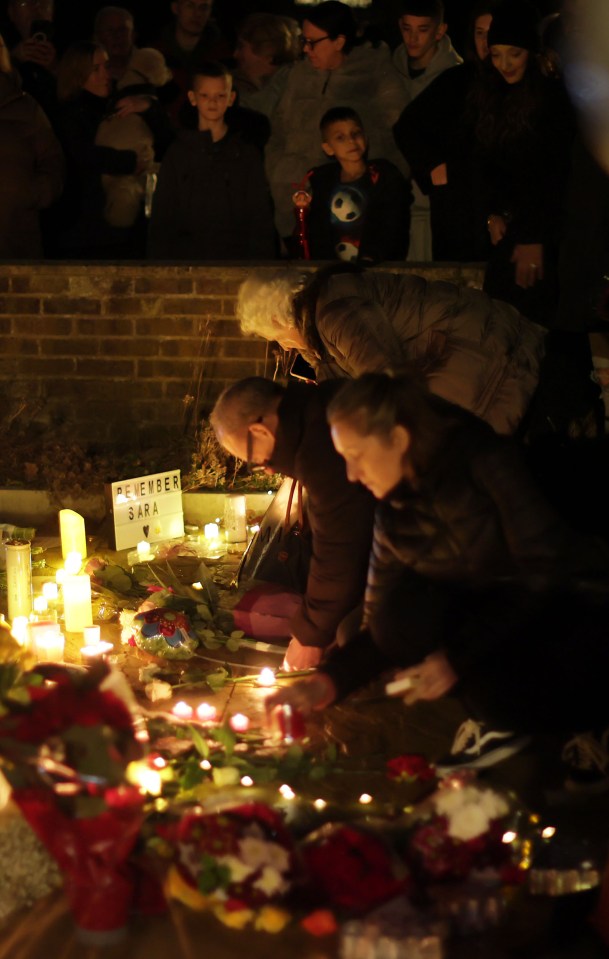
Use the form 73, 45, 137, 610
257, 667, 276, 687
196, 702, 217, 722
55, 568, 66, 587
33, 628, 65, 663
11, 616, 30, 646
59, 509, 87, 561
137, 541, 152, 561
229, 712, 250, 733
224, 494, 247, 543
359, 793, 373, 805
63, 574, 93, 633
172, 701, 194, 720
204, 523, 219, 541
279, 784, 295, 801
241, 776, 254, 787
83, 625, 101, 645
33, 596, 48, 615
64, 552, 82, 575
81, 639, 114, 664
42, 582, 59, 603
5, 541, 32, 621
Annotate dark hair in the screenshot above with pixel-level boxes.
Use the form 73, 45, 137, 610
189, 59, 232, 88
468, 53, 545, 147
464, 0, 498, 62
303, 1, 358, 54
398, 0, 445, 21
57, 41, 105, 101
326, 372, 455, 477
320, 105, 364, 138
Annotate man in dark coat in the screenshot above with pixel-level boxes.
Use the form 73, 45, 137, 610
210, 377, 376, 671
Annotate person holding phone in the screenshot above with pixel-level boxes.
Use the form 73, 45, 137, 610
6, 0, 58, 118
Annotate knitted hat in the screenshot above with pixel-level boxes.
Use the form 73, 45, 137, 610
487, 0, 540, 52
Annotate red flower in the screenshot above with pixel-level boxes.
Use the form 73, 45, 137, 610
386, 754, 436, 783
301, 909, 338, 936
302, 825, 408, 913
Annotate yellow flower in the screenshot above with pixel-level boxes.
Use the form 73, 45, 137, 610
254, 905, 291, 933
213, 905, 255, 929
165, 865, 209, 912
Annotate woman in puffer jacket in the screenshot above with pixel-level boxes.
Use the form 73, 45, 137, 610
237, 264, 545, 435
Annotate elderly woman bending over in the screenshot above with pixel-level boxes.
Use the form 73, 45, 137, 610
237, 265, 545, 435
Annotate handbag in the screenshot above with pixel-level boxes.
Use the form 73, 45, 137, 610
235, 476, 311, 593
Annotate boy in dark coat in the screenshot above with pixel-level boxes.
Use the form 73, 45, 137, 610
306, 107, 411, 263
147, 61, 276, 260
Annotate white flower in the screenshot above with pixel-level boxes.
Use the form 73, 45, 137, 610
253, 866, 289, 898
217, 855, 255, 884
446, 804, 492, 841
478, 789, 509, 821
145, 680, 173, 702
139, 664, 161, 683
239, 837, 290, 874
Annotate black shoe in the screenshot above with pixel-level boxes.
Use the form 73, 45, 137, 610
562, 731, 609, 795
436, 719, 531, 775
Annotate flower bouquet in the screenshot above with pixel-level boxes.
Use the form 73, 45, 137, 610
402, 774, 529, 934
0, 659, 146, 944
157, 801, 298, 932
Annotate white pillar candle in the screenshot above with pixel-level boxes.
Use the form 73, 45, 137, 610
64, 552, 82, 574
5, 541, 32, 621
63, 574, 93, 633
11, 616, 30, 646
59, 510, 87, 561
224, 494, 247, 543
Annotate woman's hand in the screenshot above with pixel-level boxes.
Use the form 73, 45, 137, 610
487, 214, 507, 246
282, 637, 323, 672
511, 243, 544, 289
264, 673, 337, 719
114, 95, 151, 118
390, 651, 458, 704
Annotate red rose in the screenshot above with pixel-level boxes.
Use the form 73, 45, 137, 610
386, 754, 436, 783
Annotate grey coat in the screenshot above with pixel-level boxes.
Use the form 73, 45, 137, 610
294, 270, 545, 434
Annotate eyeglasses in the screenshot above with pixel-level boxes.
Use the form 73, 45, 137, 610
301, 34, 330, 49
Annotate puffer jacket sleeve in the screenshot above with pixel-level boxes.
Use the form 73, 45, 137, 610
315, 295, 409, 377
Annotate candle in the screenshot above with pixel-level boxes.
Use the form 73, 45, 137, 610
63, 574, 93, 632
84, 625, 101, 644
59, 509, 87, 561
42, 582, 59, 603
137, 541, 152, 561
257, 668, 275, 687
196, 702, 217, 722
33, 628, 65, 663
5, 541, 32, 621
224, 494, 247, 543
229, 712, 250, 733
55, 568, 66, 586
81, 640, 114, 664
172, 701, 194, 720
33, 596, 48, 615
11, 616, 30, 646
64, 552, 82, 575
204, 523, 219, 541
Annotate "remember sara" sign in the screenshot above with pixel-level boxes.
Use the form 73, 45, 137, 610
105, 469, 185, 551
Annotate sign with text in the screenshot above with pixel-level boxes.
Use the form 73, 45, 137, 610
105, 470, 185, 551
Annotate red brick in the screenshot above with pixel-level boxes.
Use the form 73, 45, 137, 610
0, 338, 38, 355
0, 318, 12, 334
75, 358, 135, 377
221, 338, 268, 359
103, 338, 160, 357
43, 297, 101, 315
135, 277, 194, 294
11, 275, 70, 294
104, 297, 157, 315
15, 316, 72, 335
0, 296, 41, 314
194, 277, 241, 295
135, 317, 197, 336
77, 317, 134, 336
17, 357, 76, 375
138, 358, 197, 378
40, 338, 97, 356
161, 297, 214, 315
0, 277, 8, 293
159, 339, 211, 358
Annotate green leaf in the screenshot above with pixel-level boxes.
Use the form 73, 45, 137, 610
205, 667, 229, 692
309, 765, 328, 780
230, 630, 245, 639
186, 724, 210, 759
210, 724, 236, 757
197, 605, 213, 622
225, 638, 241, 652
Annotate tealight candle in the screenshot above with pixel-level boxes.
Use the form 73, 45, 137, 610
83, 625, 101, 645
55, 568, 66, 586
42, 582, 59, 603
33, 629, 65, 663
359, 793, 373, 805
81, 639, 114, 664
257, 667, 275, 687
63, 573, 93, 632
279, 784, 295, 801
33, 596, 48, 615
229, 712, 250, 733
196, 702, 217, 722
204, 523, 219, 541
172, 701, 194, 720
59, 509, 87, 560
137, 540, 152, 561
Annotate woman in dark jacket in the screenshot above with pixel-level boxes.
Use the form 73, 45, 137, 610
266, 373, 609, 780
472, 0, 576, 327
0, 37, 63, 258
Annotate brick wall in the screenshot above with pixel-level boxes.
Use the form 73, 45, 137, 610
0, 261, 484, 447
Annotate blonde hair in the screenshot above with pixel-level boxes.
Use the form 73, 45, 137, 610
236, 268, 304, 341
238, 13, 300, 66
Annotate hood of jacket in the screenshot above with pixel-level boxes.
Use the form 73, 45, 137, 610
393, 35, 462, 96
